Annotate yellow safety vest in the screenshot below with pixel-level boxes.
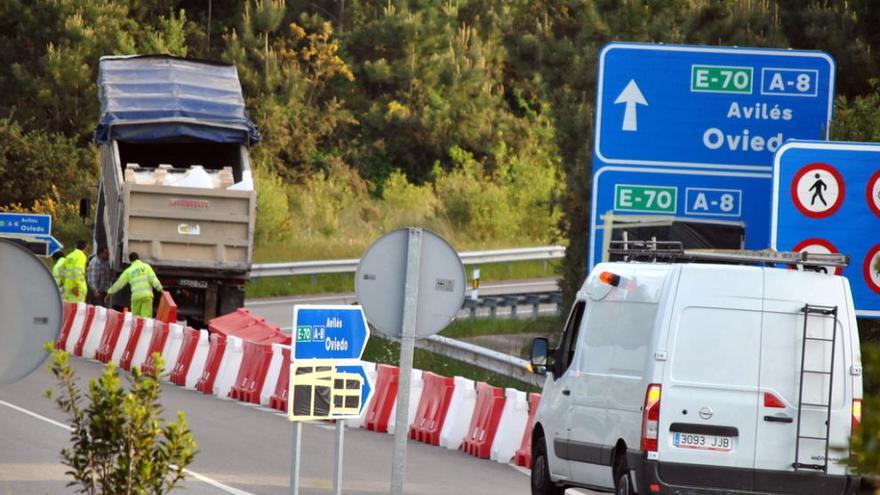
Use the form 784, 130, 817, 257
52, 256, 67, 287
63, 249, 87, 294
108, 259, 163, 301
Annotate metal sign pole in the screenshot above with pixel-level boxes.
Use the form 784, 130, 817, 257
290, 421, 302, 495
333, 419, 345, 495
390, 227, 422, 495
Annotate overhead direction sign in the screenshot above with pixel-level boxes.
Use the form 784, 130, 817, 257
595, 43, 835, 171
772, 140, 880, 317
292, 305, 370, 361
0, 213, 51, 235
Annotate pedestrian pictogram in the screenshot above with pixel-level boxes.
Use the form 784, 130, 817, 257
867, 170, 880, 218
792, 238, 843, 276
791, 163, 844, 218
864, 244, 880, 295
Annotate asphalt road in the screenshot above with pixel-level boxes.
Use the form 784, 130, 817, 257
245, 278, 562, 330
0, 358, 534, 495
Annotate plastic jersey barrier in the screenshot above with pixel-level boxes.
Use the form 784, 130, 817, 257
64, 304, 95, 355
141, 321, 170, 375
439, 376, 478, 450
364, 364, 400, 433
159, 323, 186, 379
78, 306, 108, 359
119, 317, 146, 371
259, 343, 286, 406
387, 369, 424, 434
460, 382, 506, 459
489, 388, 530, 463
184, 329, 211, 389
514, 393, 542, 468
212, 335, 245, 398
129, 318, 156, 371
346, 362, 377, 429
170, 327, 200, 386
155, 291, 178, 324
110, 313, 135, 365
409, 372, 455, 445
96, 309, 126, 363
196, 333, 227, 394
209, 308, 261, 336
231, 335, 289, 404
56, 302, 79, 350
268, 345, 292, 412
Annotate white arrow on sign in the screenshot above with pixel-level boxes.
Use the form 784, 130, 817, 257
614, 79, 648, 131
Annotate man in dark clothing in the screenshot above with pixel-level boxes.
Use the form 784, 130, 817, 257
87, 246, 112, 305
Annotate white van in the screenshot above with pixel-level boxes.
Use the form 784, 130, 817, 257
529, 251, 863, 495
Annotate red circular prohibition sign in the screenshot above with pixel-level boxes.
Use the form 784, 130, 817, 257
867, 170, 880, 218
864, 244, 880, 296
792, 238, 843, 276
790, 162, 845, 219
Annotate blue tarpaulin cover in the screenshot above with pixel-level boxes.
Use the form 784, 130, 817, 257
94, 55, 260, 145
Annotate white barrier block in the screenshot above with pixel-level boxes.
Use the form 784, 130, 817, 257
213, 336, 245, 398
259, 343, 286, 406
64, 303, 89, 354
184, 330, 211, 390
130, 318, 155, 370
81, 306, 107, 359
440, 376, 477, 450
490, 388, 530, 463
387, 369, 424, 434
345, 361, 377, 429
160, 323, 185, 379
110, 313, 135, 364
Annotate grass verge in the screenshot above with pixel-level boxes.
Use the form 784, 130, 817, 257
439, 317, 557, 339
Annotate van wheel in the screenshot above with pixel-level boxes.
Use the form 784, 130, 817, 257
531, 437, 564, 495
614, 470, 633, 495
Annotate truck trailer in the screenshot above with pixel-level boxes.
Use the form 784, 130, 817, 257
94, 55, 260, 325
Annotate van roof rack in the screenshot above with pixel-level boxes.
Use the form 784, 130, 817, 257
608, 240, 849, 270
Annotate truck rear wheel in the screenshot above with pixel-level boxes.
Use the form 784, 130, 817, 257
531, 436, 564, 495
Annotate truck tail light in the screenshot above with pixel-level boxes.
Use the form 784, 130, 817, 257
853, 399, 862, 433
641, 384, 662, 452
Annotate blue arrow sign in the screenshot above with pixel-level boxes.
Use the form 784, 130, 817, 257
335, 363, 373, 417
595, 43, 835, 170
35, 235, 63, 256
772, 141, 880, 317
0, 213, 52, 235
293, 305, 370, 360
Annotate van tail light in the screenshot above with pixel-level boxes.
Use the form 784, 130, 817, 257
852, 399, 862, 433
641, 384, 662, 452
764, 392, 785, 408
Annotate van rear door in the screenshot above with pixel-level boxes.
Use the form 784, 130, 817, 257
755, 269, 852, 494
659, 266, 763, 488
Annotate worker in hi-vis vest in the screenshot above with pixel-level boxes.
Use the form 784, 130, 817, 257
63, 240, 88, 302
52, 251, 67, 288
106, 252, 163, 317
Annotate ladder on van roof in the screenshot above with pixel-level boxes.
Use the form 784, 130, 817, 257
607, 240, 850, 271
793, 304, 838, 473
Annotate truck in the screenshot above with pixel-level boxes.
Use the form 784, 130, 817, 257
94, 55, 260, 325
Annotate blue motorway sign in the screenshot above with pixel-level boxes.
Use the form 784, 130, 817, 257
595, 43, 835, 170
0, 213, 51, 235
35, 235, 63, 256
293, 305, 370, 360
590, 167, 772, 268
772, 141, 880, 317
336, 363, 373, 417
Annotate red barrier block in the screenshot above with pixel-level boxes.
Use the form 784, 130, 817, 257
195, 333, 227, 394
156, 291, 178, 324
141, 321, 170, 375
72, 305, 97, 357
460, 382, 506, 459
56, 302, 79, 350
170, 327, 201, 386
95, 309, 126, 363
364, 364, 400, 433
119, 317, 146, 371
514, 393, 542, 468
229, 341, 273, 403
209, 308, 258, 336
409, 372, 455, 445
269, 347, 292, 412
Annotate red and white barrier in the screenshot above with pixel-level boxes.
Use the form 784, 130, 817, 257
184, 329, 211, 389
409, 372, 455, 445
129, 318, 156, 371
268, 346, 293, 411
440, 376, 477, 450
387, 368, 424, 434
80, 306, 108, 359
213, 335, 245, 398
260, 343, 287, 406
160, 323, 186, 379
196, 333, 227, 394
514, 393, 541, 468
346, 361, 377, 429
365, 364, 400, 432
490, 388, 530, 463
96, 309, 127, 363
110, 313, 135, 365
461, 382, 506, 459
65, 304, 94, 355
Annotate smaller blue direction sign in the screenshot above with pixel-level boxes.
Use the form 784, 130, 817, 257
772, 141, 880, 317
35, 235, 63, 256
0, 213, 51, 235
293, 305, 370, 360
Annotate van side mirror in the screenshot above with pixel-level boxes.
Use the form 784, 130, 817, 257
530, 337, 551, 376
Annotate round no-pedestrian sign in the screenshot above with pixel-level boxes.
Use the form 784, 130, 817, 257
792, 238, 843, 276
864, 244, 880, 295
867, 170, 880, 218
791, 162, 845, 218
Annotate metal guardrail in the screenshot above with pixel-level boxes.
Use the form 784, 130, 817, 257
462, 291, 562, 319
417, 335, 544, 388
250, 245, 565, 278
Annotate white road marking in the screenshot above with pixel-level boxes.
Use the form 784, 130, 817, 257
0, 399, 257, 495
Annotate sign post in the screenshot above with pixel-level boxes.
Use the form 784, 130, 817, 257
287, 305, 373, 495
590, 43, 836, 269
